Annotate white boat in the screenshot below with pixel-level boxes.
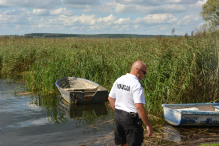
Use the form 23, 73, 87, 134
55, 77, 108, 104
162, 103, 219, 126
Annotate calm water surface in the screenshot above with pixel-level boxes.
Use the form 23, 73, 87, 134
0, 78, 114, 146
2, 78, 219, 146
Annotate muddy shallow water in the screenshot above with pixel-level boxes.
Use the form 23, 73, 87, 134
1, 78, 219, 146
161, 124, 219, 145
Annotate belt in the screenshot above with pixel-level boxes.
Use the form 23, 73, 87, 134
115, 109, 138, 117
115, 109, 142, 125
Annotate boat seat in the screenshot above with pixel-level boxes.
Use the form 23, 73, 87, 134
176, 106, 219, 112
214, 106, 219, 111
63, 87, 98, 92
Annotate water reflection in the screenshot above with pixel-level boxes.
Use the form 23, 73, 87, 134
57, 97, 108, 118
28, 95, 111, 126
56, 97, 111, 133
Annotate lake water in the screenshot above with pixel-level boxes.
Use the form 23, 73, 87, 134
0, 78, 114, 146
1, 78, 219, 146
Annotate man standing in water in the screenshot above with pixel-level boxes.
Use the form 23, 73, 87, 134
108, 61, 153, 146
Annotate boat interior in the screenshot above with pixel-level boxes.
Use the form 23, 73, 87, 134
165, 105, 219, 112
57, 77, 99, 92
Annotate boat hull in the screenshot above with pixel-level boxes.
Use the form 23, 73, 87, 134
55, 77, 108, 104
162, 103, 219, 126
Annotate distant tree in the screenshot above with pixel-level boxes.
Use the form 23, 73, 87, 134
201, 0, 219, 27
171, 28, 175, 35
185, 32, 189, 39
191, 30, 195, 37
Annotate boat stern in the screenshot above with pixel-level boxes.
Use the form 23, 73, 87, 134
162, 104, 182, 126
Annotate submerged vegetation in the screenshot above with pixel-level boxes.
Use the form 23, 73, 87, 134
0, 35, 219, 114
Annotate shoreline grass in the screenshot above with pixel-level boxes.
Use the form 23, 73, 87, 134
1, 36, 219, 115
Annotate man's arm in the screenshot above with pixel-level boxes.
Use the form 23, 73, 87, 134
135, 103, 153, 137
108, 96, 116, 112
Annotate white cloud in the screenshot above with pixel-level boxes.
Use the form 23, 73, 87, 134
58, 14, 96, 26
4, 9, 29, 15
0, 0, 60, 9
44, 14, 126, 32
97, 14, 116, 23
33, 9, 50, 16
1, 9, 30, 24
50, 8, 64, 15
189, 0, 206, 9
116, 0, 162, 6
114, 3, 131, 13
114, 17, 130, 24
57, 14, 117, 27
32, 8, 75, 16
62, 0, 100, 9
116, 0, 200, 5
134, 25, 139, 29
82, 7, 93, 13
163, 0, 200, 4
82, 2, 116, 13
95, 2, 187, 14
134, 14, 178, 25
177, 14, 200, 26
82, 1, 187, 14
50, 8, 75, 16
62, 0, 100, 5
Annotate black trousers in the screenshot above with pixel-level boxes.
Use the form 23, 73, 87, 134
114, 109, 144, 146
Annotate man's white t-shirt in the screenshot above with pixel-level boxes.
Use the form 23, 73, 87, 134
109, 73, 146, 113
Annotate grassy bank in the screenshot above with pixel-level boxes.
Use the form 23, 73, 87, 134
199, 143, 219, 146
0, 36, 219, 115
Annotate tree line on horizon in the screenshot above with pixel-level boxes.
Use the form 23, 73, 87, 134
1, 33, 171, 38
23, 33, 171, 38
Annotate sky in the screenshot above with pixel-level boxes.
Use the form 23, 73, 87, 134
0, 0, 207, 35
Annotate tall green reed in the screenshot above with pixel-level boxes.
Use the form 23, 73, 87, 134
1, 36, 219, 114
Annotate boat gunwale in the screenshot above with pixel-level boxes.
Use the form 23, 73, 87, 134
55, 77, 100, 91
162, 103, 219, 115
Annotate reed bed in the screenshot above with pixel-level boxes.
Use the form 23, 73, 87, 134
0, 36, 219, 114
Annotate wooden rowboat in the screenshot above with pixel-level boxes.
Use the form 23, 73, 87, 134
162, 103, 219, 126
55, 77, 108, 104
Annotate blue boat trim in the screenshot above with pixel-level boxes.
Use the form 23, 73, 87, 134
162, 103, 219, 115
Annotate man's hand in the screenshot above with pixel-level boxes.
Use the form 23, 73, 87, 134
146, 125, 153, 137
135, 103, 153, 137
